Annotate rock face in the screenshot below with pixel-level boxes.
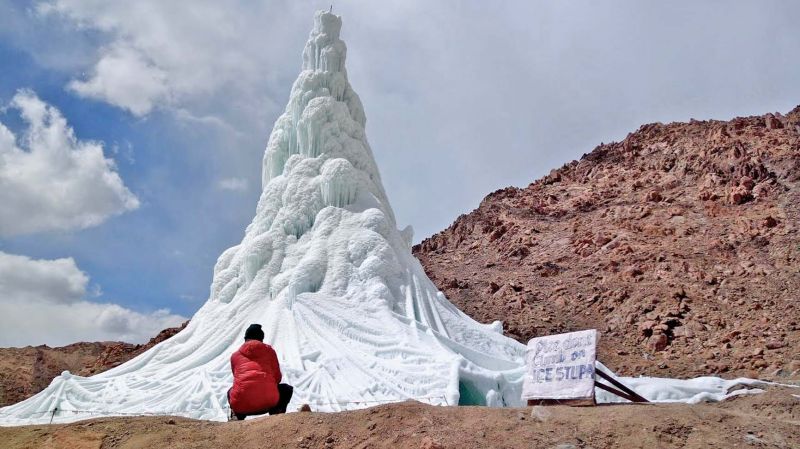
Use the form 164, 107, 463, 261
414, 107, 800, 379
0, 322, 187, 407
0, 342, 122, 408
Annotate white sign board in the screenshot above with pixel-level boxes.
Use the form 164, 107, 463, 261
522, 329, 598, 400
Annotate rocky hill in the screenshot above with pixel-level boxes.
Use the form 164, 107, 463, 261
0, 322, 186, 407
414, 106, 800, 379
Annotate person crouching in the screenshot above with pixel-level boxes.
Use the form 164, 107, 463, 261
227, 324, 293, 420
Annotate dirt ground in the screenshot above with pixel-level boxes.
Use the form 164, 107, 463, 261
2, 386, 798, 449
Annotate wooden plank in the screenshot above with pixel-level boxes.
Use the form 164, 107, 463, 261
594, 381, 640, 403
595, 367, 649, 403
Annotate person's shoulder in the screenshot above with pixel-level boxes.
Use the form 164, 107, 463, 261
231, 344, 246, 358
259, 343, 278, 358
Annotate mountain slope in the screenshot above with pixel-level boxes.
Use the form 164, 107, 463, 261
414, 106, 800, 379
0, 323, 186, 407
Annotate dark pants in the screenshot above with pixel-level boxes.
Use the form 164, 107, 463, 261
227, 384, 294, 420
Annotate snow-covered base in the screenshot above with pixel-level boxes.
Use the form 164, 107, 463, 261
0, 291, 525, 425
0, 351, 767, 425
595, 362, 769, 404
0, 10, 771, 426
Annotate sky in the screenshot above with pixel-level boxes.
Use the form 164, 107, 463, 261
0, 0, 798, 347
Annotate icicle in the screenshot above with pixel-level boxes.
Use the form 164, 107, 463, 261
320, 158, 359, 208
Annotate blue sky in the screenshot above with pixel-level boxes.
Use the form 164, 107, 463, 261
0, 0, 798, 346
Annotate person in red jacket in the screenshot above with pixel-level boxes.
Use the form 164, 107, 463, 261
227, 324, 293, 420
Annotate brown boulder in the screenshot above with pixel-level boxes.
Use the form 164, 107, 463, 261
763, 216, 778, 228
765, 340, 784, 350
648, 334, 669, 352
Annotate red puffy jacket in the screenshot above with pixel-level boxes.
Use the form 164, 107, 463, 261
229, 340, 282, 414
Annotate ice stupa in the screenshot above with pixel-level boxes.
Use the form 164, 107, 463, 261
0, 11, 526, 424
0, 11, 766, 426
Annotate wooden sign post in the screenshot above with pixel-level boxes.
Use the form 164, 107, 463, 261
522, 329, 648, 406
522, 329, 598, 405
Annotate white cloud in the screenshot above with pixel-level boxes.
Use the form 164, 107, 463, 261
32, 1, 800, 243
0, 250, 186, 347
0, 252, 88, 304
37, 0, 308, 125
68, 45, 169, 116
217, 177, 248, 192
0, 89, 139, 237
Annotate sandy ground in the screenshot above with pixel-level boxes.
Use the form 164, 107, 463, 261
2, 386, 798, 449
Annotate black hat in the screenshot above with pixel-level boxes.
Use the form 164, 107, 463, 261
244, 324, 264, 341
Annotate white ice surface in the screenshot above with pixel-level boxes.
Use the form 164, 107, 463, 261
0, 11, 766, 426
594, 363, 769, 404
